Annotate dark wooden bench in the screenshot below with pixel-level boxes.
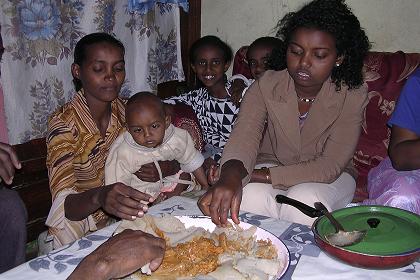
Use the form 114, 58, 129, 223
9, 138, 50, 243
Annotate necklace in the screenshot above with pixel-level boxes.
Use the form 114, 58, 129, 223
297, 94, 316, 103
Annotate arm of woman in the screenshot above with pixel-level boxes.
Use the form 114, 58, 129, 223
269, 87, 369, 187
48, 118, 151, 222
250, 168, 272, 184
198, 159, 247, 226
0, 142, 21, 184
387, 71, 420, 171
388, 125, 420, 171
64, 183, 152, 221
68, 229, 165, 280
198, 80, 268, 226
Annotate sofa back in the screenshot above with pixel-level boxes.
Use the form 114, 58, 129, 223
232, 49, 420, 202
353, 51, 420, 201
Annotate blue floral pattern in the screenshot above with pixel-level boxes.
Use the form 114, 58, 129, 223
127, 0, 189, 14
0, 1, 184, 144
93, 0, 116, 33
125, 8, 156, 39
28, 234, 108, 274
146, 29, 179, 90
18, 0, 61, 40
3, 0, 85, 67
19, 77, 69, 142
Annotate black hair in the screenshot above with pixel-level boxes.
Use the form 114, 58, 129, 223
126, 91, 165, 119
246, 36, 284, 61
189, 35, 233, 64
270, 0, 371, 89
72, 32, 125, 91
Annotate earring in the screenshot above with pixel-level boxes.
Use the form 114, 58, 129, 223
335, 63, 340, 67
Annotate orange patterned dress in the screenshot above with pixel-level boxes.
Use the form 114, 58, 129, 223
45, 90, 125, 249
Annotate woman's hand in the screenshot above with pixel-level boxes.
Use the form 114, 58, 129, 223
135, 160, 180, 182
198, 160, 248, 226
97, 183, 153, 221
0, 142, 21, 184
68, 229, 165, 280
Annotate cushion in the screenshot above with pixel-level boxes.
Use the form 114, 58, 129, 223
353, 51, 420, 201
171, 103, 205, 152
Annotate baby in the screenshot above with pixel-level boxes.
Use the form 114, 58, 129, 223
105, 92, 209, 202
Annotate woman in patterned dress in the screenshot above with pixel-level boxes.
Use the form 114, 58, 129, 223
45, 33, 179, 249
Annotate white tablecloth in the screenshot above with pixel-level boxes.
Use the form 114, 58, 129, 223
1, 196, 419, 280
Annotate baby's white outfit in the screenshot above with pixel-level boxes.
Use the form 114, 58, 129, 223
105, 124, 204, 197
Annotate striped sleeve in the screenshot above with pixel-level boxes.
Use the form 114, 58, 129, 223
46, 111, 77, 200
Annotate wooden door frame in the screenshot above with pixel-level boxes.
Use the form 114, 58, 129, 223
180, 0, 201, 87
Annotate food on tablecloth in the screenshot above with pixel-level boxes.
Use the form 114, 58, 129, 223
116, 215, 284, 280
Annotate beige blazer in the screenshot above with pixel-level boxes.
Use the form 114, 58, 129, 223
221, 70, 368, 188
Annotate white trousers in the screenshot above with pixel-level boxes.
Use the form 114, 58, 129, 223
240, 172, 356, 226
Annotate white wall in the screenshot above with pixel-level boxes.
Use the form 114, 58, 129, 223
201, 0, 420, 73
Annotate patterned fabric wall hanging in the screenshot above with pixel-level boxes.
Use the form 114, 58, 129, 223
0, 0, 187, 144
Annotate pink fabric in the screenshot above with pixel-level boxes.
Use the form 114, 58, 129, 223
160, 170, 184, 193
362, 157, 420, 215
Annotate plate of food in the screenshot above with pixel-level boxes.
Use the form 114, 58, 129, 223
116, 215, 290, 280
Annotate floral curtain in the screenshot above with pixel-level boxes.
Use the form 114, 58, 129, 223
0, 0, 187, 144
128, 0, 189, 14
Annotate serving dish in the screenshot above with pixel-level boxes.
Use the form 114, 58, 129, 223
177, 215, 291, 279
276, 195, 420, 269
312, 206, 420, 268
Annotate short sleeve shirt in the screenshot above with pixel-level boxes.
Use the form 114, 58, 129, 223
388, 68, 420, 135
47, 91, 125, 223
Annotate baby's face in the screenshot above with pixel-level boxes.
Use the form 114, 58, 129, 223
126, 106, 169, 148
247, 45, 274, 79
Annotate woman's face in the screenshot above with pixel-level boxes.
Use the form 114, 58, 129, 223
191, 45, 230, 90
72, 42, 125, 103
286, 27, 342, 95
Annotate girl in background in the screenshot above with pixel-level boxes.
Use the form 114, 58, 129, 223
165, 35, 237, 171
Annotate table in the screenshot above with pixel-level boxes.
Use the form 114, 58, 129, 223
1, 196, 419, 280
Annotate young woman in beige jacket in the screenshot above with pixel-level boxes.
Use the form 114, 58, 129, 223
199, 0, 371, 226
